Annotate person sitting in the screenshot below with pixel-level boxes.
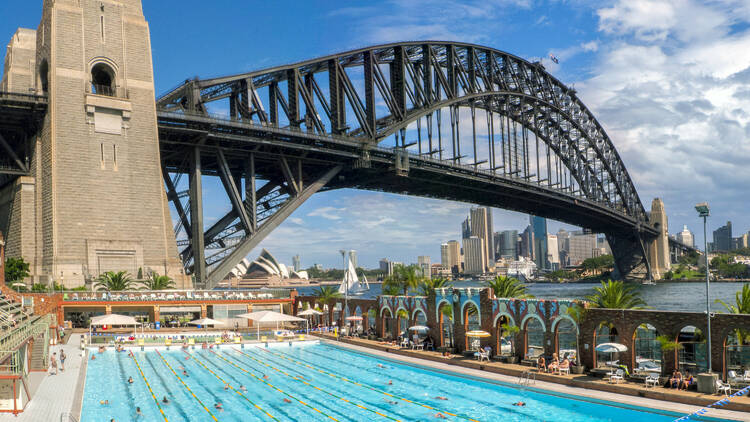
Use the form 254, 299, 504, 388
547, 353, 559, 373
559, 357, 570, 374
680, 371, 695, 391
668, 369, 683, 388
536, 356, 546, 372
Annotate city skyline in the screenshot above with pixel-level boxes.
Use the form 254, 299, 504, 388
3, 1, 750, 269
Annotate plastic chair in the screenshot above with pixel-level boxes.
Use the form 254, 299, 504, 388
716, 379, 731, 396
609, 369, 624, 384
645, 374, 659, 388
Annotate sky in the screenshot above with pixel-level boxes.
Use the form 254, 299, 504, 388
2, 0, 749, 270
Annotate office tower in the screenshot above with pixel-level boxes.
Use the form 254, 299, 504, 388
292, 255, 301, 272
676, 225, 694, 248
463, 236, 486, 275
441, 244, 450, 269
348, 250, 358, 269
461, 217, 472, 240
546, 234, 559, 270
567, 231, 598, 265
713, 222, 732, 252
379, 258, 390, 275
520, 226, 534, 259
530, 216, 548, 270
443, 240, 461, 275
498, 230, 519, 260
464, 207, 494, 271
418, 256, 431, 279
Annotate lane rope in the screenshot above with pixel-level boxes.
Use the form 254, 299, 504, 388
155, 350, 218, 421
208, 350, 341, 421
257, 346, 482, 422
229, 348, 402, 422
674, 384, 750, 421
130, 352, 169, 422
183, 350, 280, 421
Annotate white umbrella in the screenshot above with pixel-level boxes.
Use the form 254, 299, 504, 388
595, 342, 627, 353
238, 311, 306, 340
189, 318, 224, 332
89, 313, 141, 340
298, 309, 323, 316
409, 325, 429, 331
345, 316, 363, 321
11, 282, 26, 288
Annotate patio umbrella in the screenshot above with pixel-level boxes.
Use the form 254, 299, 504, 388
238, 311, 306, 340
595, 342, 627, 366
465, 330, 491, 337
298, 309, 323, 333
10, 282, 26, 288
409, 325, 430, 331
89, 313, 141, 339
189, 318, 224, 331
345, 316, 363, 321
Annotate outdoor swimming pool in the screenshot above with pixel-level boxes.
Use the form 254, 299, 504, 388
80, 341, 728, 422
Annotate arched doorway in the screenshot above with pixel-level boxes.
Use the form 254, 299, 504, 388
524, 317, 545, 360
678, 326, 707, 374
554, 318, 578, 363
633, 323, 662, 376
438, 302, 454, 348
463, 302, 480, 350
91, 62, 116, 96
381, 308, 395, 339
724, 327, 750, 378
594, 322, 618, 368
366, 308, 376, 334
494, 315, 514, 357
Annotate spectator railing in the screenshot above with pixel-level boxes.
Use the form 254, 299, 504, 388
61, 289, 292, 302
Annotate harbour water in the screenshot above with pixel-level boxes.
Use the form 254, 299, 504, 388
295, 281, 749, 312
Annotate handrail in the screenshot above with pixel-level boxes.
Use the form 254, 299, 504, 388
61, 288, 292, 301
0, 314, 53, 365
59, 412, 79, 422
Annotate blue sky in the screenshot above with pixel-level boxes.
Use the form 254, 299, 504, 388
3, 0, 750, 270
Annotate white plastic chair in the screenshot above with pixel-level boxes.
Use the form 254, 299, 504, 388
716, 379, 731, 396
609, 369, 624, 384
475, 347, 490, 362
645, 374, 659, 388
558, 366, 570, 376
744, 370, 750, 382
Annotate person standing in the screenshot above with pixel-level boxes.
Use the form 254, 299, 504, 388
50, 352, 58, 375
59, 349, 66, 372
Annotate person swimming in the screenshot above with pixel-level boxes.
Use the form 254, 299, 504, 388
135, 407, 143, 418
435, 396, 448, 400
512, 401, 526, 406
283, 398, 292, 404
223, 383, 230, 390
99, 400, 110, 405
214, 402, 224, 411
387, 380, 393, 385
263, 374, 270, 380
240, 385, 247, 392
162, 396, 170, 404
127, 377, 134, 384
434, 413, 447, 419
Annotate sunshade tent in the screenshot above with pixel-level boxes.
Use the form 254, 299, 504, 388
595, 342, 628, 366
345, 316, 363, 321
89, 313, 141, 340
237, 311, 306, 339
298, 309, 324, 333
409, 325, 429, 331
188, 318, 224, 331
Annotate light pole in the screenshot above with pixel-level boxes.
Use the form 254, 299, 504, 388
339, 249, 348, 329
695, 202, 711, 373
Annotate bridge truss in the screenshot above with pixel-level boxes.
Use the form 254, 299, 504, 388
156, 42, 659, 287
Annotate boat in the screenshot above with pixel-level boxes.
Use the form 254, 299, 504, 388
338, 256, 370, 296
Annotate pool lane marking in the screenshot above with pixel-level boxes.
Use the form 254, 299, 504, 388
230, 348, 402, 422
154, 350, 218, 421
208, 350, 340, 421
256, 347, 481, 422
130, 353, 169, 422
182, 351, 280, 421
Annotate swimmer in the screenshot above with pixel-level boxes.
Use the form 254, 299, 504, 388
384, 399, 398, 405
435, 396, 448, 401
182, 370, 189, 377
91, 355, 96, 360
223, 383, 230, 390
434, 413, 447, 419
240, 385, 247, 392
263, 374, 270, 380
214, 402, 224, 412
135, 407, 143, 418
512, 401, 526, 406
377, 363, 385, 368
100, 399, 110, 405
387, 380, 393, 385
162, 396, 170, 404
127, 377, 134, 384
283, 398, 292, 404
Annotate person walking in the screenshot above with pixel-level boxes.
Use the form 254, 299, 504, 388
59, 349, 66, 372
50, 352, 58, 375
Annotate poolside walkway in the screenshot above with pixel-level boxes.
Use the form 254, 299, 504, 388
321, 335, 750, 421
0, 335, 85, 422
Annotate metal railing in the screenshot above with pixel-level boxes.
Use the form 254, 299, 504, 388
518, 370, 536, 386
61, 288, 292, 302
0, 314, 53, 371
60, 412, 79, 422
87, 84, 127, 99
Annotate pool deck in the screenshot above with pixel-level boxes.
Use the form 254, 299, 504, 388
0, 334, 85, 422
319, 335, 750, 422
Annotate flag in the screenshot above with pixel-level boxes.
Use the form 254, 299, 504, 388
549, 53, 559, 64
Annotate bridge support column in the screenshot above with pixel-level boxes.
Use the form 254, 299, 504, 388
647, 198, 671, 280
607, 233, 652, 282
189, 147, 206, 288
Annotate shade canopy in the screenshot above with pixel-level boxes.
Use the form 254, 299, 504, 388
237, 310, 305, 323
595, 342, 628, 353
345, 316, 363, 321
189, 318, 224, 326
90, 314, 139, 327
409, 325, 430, 331
465, 330, 491, 338
298, 309, 324, 316
10, 282, 26, 288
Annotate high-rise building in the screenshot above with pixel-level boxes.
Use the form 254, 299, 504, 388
463, 236, 486, 275
713, 221, 733, 252
497, 230, 519, 260
676, 225, 694, 248
463, 207, 494, 271
348, 250, 358, 269
461, 217, 472, 240
379, 258, 391, 275
417, 256, 431, 279
530, 216, 548, 270
442, 240, 461, 275
520, 226, 534, 259
567, 231, 598, 265
737, 233, 750, 249
546, 234, 559, 270
292, 255, 301, 272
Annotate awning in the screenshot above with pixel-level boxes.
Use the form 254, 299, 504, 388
90, 314, 140, 326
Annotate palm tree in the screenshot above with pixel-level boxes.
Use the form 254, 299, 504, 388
94, 271, 134, 291
383, 264, 423, 296
585, 280, 647, 309
440, 304, 454, 348
418, 277, 452, 296
487, 275, 533, 299
314, 285, 342, 325
138, 273, 175, 290
715, 284, 750, 344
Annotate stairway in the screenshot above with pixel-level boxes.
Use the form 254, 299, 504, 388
29, 336, 47, 371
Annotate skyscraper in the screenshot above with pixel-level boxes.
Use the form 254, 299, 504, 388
497, 230, 519, 260
348, 250, 358, 269
463, 236, 486, 275
520, 226, 535, 259
567, 231, 598, 265
546, 234, 559, 270
292, 255, 301, 272
418, 256, 431, 279
530, 216, 548, 270
713, 222, 732, 252
464, 207, 494, 271
443, 240, 462, 275
461, 217, 472, 240
676, 225, 694, 248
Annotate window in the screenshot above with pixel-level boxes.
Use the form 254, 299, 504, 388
100, 16, 105, 42
39, 60, 49, 93
91, 63, 115, 96
113, 145, 117, 170
100, 143, 105, 168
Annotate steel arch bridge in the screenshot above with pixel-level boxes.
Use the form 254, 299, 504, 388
154, 41, 665, 287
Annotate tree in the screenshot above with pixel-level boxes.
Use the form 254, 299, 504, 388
440, 304, 454, 348
383, 264, 423, 296
418, 277, 452, 296
585, 280, 647, 309
565, 303, 587, 366
94, 271, 134, 291
500, 322, 520, 356
715, 284, 750, 344
313, 285, 342, 307
487, 275, 533, 299
4, 257, 30, 283
138, 273, 175, 290
582, 255, 615, 275
381, 282, 401, 296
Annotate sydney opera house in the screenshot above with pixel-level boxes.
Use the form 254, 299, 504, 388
223, 249, 309, 288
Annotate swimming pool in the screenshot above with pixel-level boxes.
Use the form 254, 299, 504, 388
80, 341, 730, 422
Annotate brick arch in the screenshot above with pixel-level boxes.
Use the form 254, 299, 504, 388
493, 312, 515, 327
412, 308, 427, 323
521, 313, 546, 332
591, 319, 625, 369
460, 300, 481, 325
435, 299, 453, 322
551, 315, 579, 335
629, 321, 663, 373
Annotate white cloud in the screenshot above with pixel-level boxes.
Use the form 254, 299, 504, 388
307, 206, 344, 220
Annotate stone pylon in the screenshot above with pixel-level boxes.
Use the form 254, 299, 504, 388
0, 0, 186, 287
648, 198, 671, 280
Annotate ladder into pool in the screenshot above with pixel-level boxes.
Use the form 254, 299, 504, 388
518, 370, 536, 387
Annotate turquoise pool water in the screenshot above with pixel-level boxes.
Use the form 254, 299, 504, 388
80, 342, 728, 422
